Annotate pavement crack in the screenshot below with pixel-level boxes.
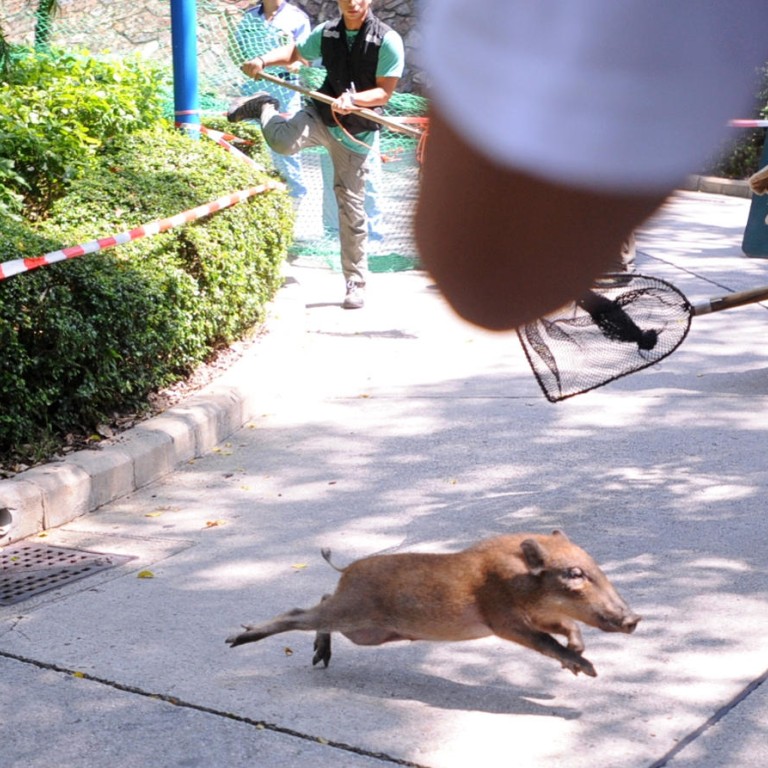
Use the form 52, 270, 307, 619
0, 615, 30, 641
0, 649, 429, 768
646, 667, 768, 768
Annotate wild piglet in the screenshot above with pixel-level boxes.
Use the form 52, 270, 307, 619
226, 530, 640, 677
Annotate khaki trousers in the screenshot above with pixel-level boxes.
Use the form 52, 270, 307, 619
261, 103, 372, 284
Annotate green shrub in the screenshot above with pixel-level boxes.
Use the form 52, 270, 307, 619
703, 63, 768, 179
0, 123, 292, 455
0, 45, 170, 217
0, 226, 199, 450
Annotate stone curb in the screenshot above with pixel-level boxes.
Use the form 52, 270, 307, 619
684, 174, 753, 198
0, 278, 306, 545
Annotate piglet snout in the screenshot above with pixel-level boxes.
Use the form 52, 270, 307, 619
621, 613, 641, 634
596, 607, 641, 634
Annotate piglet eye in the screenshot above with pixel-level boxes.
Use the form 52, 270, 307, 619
565, 567, 584, 580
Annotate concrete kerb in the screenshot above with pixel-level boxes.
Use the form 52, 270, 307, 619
0, 276, 306, 545
683, 174, 753, 199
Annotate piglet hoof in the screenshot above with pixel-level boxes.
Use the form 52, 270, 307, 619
562, 655, 597, 678
313, 631, 332, 668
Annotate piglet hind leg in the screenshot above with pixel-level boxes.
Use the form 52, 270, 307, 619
311, 593, 334, 667
226, 605, 323, 648
313, 626, 411, 668
313, 631, 332, 667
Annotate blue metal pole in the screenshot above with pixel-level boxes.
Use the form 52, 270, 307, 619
170, 0, 200, 133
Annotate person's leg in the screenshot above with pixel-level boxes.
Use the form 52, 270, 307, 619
607, 232, 636, 272
269, 150, 307, 200
260, 103, 321, 157
322, 136, 383, 242
328, 142, 370, 307
618, 232, 636, 271
230, 98, 324, 158
363, 133, 384, 242
320, 150, 337, 236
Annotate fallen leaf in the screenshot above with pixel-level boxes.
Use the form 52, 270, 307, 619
144, 512, 163, 518
137, 570, 155, 579
291, 563, 308, 570
72, 671, 85, 678
284, 647, 293, 656
204, 520, 227, 529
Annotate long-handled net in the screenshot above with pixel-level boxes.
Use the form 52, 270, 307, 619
517, 273, 768, 402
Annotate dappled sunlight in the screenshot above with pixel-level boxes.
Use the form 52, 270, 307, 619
7, 200, 768, 767
552, 393, 659, 430
638, 192, 752, 262
184, 557, 290, 591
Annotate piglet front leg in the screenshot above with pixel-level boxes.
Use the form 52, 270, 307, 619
493, 622, 597, 677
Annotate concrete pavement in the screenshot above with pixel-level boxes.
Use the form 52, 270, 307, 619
1, 189, 767, 767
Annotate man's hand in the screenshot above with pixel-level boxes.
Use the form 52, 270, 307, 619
331, 90, 356, 115
241, 57, 265, 80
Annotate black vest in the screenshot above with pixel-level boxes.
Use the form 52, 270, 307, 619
314, 14, 392, 135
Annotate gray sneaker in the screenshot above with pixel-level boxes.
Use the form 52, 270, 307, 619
227, 93, 279, 123
342, 280, 365, 309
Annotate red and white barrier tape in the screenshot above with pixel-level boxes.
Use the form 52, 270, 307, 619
0, 126, 283, 281
196, 124, 265, 170
729, 119, 768, 128
0, 181, 284, 281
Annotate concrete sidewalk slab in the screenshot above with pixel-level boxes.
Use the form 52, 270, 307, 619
664, 671, 768, 767
2, 190, 767, 767
1, 654, 388, 768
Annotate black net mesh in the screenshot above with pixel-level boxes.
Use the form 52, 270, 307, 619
517, 273, 693, 402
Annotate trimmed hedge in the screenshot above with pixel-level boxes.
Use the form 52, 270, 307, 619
0, 46, 170, 219
0, 121, 292, 456
703, 63, 768, 179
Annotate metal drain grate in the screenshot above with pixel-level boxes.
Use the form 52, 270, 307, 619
0, 542, 134, 606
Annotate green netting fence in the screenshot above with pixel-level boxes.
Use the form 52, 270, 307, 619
1, 0, 427, 273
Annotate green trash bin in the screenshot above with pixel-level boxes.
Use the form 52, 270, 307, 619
742, 129, 768, 257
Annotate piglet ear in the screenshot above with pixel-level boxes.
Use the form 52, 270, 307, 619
551, 529, 569, 541
521, 538, 546, 576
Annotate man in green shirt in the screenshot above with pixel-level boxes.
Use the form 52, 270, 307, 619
229, 0, 405, 309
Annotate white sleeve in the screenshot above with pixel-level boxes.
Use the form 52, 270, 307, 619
419, 0, 768, 192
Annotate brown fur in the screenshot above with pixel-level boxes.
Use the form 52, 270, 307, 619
226, 530, 640, 677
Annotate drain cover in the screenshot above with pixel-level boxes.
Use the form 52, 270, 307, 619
0, 542, 134, 606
